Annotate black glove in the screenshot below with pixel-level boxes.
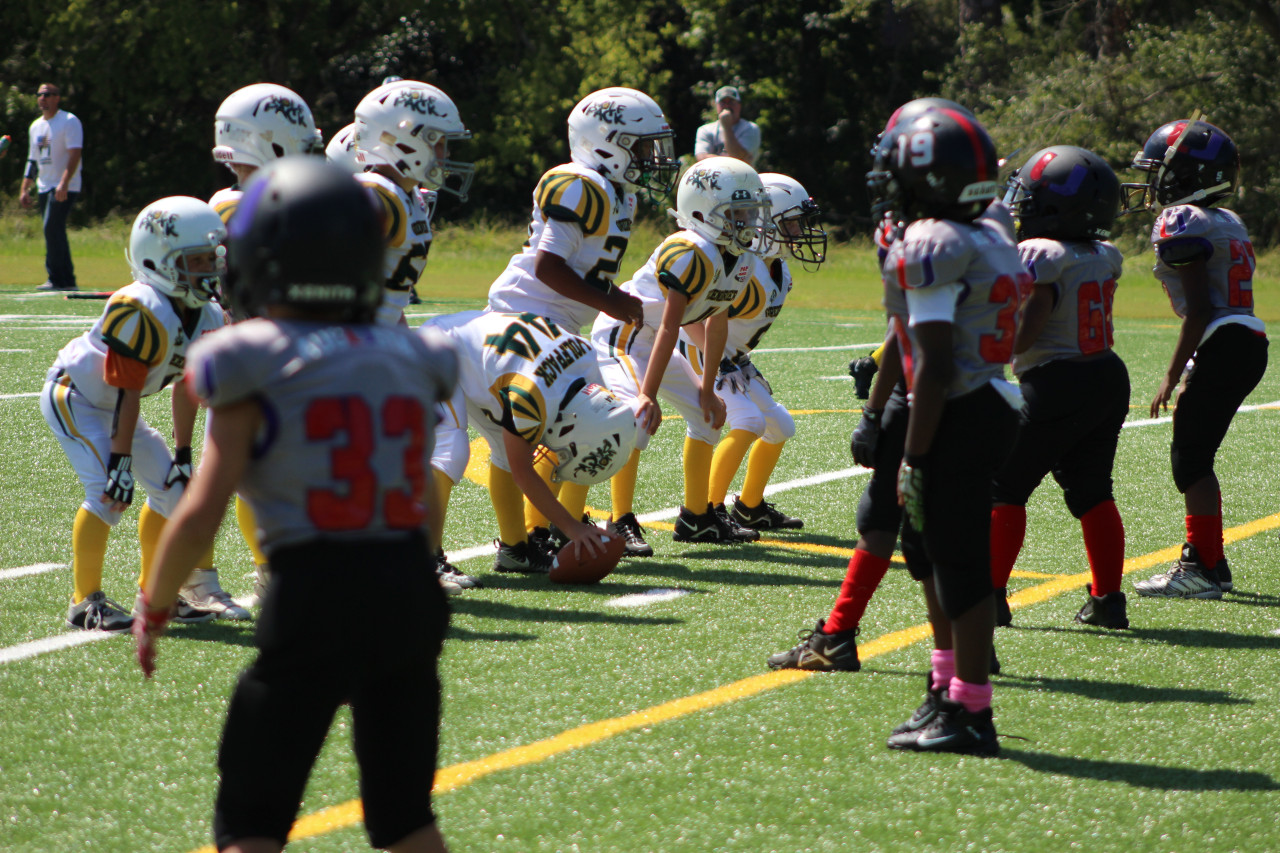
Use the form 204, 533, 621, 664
104, 453, 135, 505
898, 460, 925, 532
715, 358, 748, 394
850, 408, 882, 468
164, 446, 192, 489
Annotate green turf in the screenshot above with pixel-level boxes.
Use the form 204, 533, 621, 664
1, 225, 1278, 852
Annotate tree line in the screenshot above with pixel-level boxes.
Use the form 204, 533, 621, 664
3, 0, 1279, 245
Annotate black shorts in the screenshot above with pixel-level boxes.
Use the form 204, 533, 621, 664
213, 533, 449, 851
992, 351, 1130, 517
856, 384, 909, 536
1171, 323, 1268, 491
900, 383, 1018, 616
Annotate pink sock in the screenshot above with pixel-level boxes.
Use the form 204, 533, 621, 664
949, 677, 993, 713
930, 649, 955, 692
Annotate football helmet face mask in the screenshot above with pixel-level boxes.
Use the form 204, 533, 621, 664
568, 87, 678, 194
866, 108, 1000, 226
354, 80, 474, 199
126, 197, 227, 309
212, 83, 322, 172
760, 172, 826, 269
545, 380, 642, 485
325, 123, 363, 174
1121, 119, 1239, 214
672, 156, 775, 256
224, 157, 384, 322
1003, 145, 1120, 241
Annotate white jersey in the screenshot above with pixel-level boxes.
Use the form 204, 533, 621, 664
613, 229, 752, 334
725, 255, 791, 363
52, 281, 224, 409
1012, 239, 1124, 376
1151, 204, 1265, 341
882, 204, 1030, 399
428, 310, 601, 445
356, 170, 433, 326
488, 163, 636, 332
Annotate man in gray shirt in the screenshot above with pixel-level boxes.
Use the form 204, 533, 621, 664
694, 86, 760, 165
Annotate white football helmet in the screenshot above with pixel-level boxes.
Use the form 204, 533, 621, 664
759, 173, 826, 269
212, 83, 322, 171
325, 123, 362, 174
671, 156, 774, 256
354, 80, 474, 199
545, 381, 643, 485
568, 87, 678, 194
125, 197, 227, 309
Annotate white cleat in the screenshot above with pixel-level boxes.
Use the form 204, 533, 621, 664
179, 568, 253, 620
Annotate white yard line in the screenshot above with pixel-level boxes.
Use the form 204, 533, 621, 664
0, 630, 119, 664
0, 562, 66, 581
605, 589, 691, 608
753, 342, 882, 354
0, 392, 41, 400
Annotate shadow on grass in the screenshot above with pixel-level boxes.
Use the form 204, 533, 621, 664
169, 619, 258, 649
995, 672, 1251, 706
1020, 623, 1280, 651
1000, 748, 1279, 791
445, 625, 538, 643
449, 596, 683, 628
1221, 589, 1280, 607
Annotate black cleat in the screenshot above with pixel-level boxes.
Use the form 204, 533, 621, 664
890, 700, 999, 756
493, 540, 553, 574
714, 503, 760, 541
436, 551, 481, 593
673, 504, 753, 544
849, 355, 878, 400
1075, 584, 1128, 629
66, 591, 133, 632
1215, 558, 1233, 592
994, 587, 1012, 627
767, 619, 861, 672
887, 673, 947, 748
613, 513, 653, 557
731, 496, 803, 530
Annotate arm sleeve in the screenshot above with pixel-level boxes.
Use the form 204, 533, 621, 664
65, 116, 84, 150
537, 215, 585, 262
694, 124, 717, 156
905, 283, 962, 326
738, 122, 762, 158
103, 350, 150, 390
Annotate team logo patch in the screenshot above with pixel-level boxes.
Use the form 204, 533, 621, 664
583, 99, 626, 125
686, 168, 722, 191
573, 441, 617, 479
140, 210, 179, 237
254, 95, 308, 127
393, 90, 445, 117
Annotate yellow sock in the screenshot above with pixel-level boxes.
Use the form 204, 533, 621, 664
235, 495, 268, 566
430, 468, 454, 554
560, 482, 591, 522
71, 507, 110, 603
871, 341, 886, 367
684, 436, 715, 512
610, 448, 642, 518
137, 503, 167, 592
709, 429, 758, 507
524, 447, 561, 531
489, 464, 529, 546
741, 440, 786, 507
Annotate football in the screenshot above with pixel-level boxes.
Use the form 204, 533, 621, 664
549, 526, 626, 584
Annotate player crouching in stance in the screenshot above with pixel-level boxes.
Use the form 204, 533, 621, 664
1121, 119, 1266, 599
990, 146, 1130, 629
41, 197, 227, 631
692, 173, 826, 531
426, 310, 642, 574
591, 156, 773, 551
485, 87, 674, 557
134, 158, 457, 853
869, 109, 1025, 755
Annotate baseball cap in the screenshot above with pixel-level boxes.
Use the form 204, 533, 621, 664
714, 86, 741, 103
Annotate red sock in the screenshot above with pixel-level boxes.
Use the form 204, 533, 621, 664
989, 504, 1026, 589
1186, 513, 1223, 568
825, 549, 892, 633
949, 677, 993, 713
1080, 500, 1124, 596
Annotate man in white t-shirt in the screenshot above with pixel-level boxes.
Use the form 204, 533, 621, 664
694, 86, 761, 165
19, 83, 83, 292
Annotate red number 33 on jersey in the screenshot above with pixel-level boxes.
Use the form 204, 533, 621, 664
305, 395, 428, 531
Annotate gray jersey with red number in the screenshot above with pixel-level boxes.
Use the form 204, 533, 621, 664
881, 204, 1029, 398
1151, 205, 1263, 333
187, 319, 457, 554
1012, 238, 1124, 376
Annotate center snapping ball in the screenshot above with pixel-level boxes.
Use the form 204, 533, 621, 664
549, 524, 626, 584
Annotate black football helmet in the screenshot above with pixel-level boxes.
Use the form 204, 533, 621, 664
1121, 119, 1239, 214
225, 156, 384, 322
1003, 145, 1121, 241
867, 107, 1000, 225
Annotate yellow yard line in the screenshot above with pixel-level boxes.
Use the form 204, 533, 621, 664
186, 511, 1280, 851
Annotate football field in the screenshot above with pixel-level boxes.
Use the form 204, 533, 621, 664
2, 256, 1279, 851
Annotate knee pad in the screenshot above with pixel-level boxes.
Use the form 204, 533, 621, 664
81, 498, 125, 527
726, 406, 765, 437
1062, 485, 1113, 520
1171, 442, 1213, 494
431, 423, 470, 484
933, 564, 994, 620
762, 404, 795, 444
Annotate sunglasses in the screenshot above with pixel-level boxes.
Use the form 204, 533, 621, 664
36, 92, 58, 98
